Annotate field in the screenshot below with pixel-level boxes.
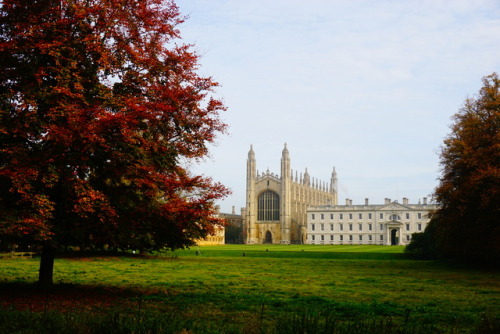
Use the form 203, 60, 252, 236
0, 245, 499, 333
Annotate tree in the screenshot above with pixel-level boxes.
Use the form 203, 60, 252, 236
413, 73, 500, 265
0, 0, 229, 287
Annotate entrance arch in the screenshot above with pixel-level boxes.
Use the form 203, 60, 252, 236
390, 229, 399, 245
265, 231, 273, 244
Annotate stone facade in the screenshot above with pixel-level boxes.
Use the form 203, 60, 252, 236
195, 225, 225, 245
219, 207, 244, 244
306, 197, 437, 246
243, 144, 338, 244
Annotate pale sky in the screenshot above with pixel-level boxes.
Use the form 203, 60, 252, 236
175, 0, 500, 213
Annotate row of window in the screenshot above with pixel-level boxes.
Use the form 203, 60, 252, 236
310, 212, 423, 220
309, 234, 413, 242
310, 223, 423, 231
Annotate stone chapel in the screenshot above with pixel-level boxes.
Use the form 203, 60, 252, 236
243, 144, 338, 244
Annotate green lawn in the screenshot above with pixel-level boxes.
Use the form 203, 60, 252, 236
186, 244, 406, 253
0, 245, 498, 333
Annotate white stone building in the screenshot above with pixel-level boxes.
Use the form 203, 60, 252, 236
306, 198, 437, 246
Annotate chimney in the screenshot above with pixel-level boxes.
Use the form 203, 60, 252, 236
232, 206, 235, 214
345, 198, 350, 206
349, 199, 353, 206
365, 198, 369, 206
403, 197, 408, 205
423, 197, 427, 205
384, 198, 391, 205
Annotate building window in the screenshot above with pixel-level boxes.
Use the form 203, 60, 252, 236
406, 223, 410, 231
368, 213, 372, 219
330, 235, 334, 241
418, 223, 422, 231
379, 213, 383, 219
312, 235, 315, 241
349, 235, 353, 241
257, 190, 280, 221
320, 224, 324, 231
359, 213, 363, 219
340, 213, 344, 219
406, 213, 410, 219
349, 223, 353, 231
406, 235, 410, 241
369, 223, 372, 231
340, 223, 343, 231
340, 235, 343, 241
321, 214, 324, 220
418, 213, 422, 219
330, 214, 334, 219
380, 224, 383, 230
311, 214, 315, 220
359, 223, 362, 231
390, 214, 401, 221
311, 223, 315, 231
380, 235, 384, 240
369, 235, 372, 241
330, 224, 334, 231
349, 213, 353, 219
321, 235, 324, 241
359, 235, 363, 241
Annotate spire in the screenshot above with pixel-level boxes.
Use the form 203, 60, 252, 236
304, 168, 310, 186
330, 166, 338, 194
282, 142, 290, 160
281, 142, 291, 180
248, 144, 255, 159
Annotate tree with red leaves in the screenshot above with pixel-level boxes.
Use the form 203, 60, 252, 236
0, 0, 229, 287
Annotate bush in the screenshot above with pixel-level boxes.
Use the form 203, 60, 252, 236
405, 222, 437, 259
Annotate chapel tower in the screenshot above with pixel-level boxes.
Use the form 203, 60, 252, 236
280, 144, 291, 244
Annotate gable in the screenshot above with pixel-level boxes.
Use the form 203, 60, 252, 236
380, 202, 411, 211
255, 175, 281, 193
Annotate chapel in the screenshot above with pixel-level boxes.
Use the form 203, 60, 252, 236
243, 144, 338, 244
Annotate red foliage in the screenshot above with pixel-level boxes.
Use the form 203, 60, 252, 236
0, 0, 229, 252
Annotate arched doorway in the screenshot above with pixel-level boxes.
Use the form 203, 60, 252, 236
390, 229, 399, 245
265, 231, 272, 244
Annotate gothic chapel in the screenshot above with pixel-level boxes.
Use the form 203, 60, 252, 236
243, 144, 338, 244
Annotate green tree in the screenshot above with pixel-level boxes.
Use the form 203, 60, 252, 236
411, 73, 500, 264
0, 0, 229, 287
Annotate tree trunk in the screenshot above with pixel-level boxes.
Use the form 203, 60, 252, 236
38, 245, 55, 289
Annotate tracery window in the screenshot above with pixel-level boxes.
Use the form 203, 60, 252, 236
257, 190, 280, 221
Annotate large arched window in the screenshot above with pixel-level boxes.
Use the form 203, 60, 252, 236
257, 190, 280, 221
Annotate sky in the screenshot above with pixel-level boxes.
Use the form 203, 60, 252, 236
174, 0, 500, 213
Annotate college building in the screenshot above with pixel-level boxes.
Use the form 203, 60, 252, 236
243, 144, 338, 244
306, 198, 437, 246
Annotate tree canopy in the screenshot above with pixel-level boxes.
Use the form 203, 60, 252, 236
0, 0, 229, 285
406, 73, 500, 265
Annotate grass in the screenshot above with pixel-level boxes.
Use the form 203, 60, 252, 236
0, 245, 499, 333
173, 244, 407, 259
